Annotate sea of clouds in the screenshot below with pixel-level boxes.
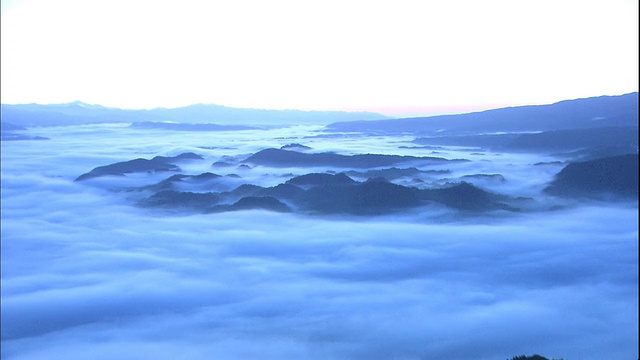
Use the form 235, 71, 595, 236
1, 124, 637, 360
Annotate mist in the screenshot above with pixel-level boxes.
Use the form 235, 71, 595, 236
1, 123, 637, 360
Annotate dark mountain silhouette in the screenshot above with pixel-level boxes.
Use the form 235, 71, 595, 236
227, 196, 291, 212
1, 122, 26, 131
0, 101, 389, 127
285, 173, 357, 187
280, 143, 312, 151
242, 148, 466, 168
160, 172, 222, 184
229, 184, 265, 197
421, 182, 513, 211
509, 355, 553, 360
413, 126, 638, 158
413, 133, 519, 149
1, 121, 49, 141
544, 154, 638, 199
459, 173, 506, 182
256, 183, 307, 201
75, 153, 204, 181
555, 144, 639, 162
504, 126, 638, 151
327, 92, 638, 136
133, 170, 516, 215
211, 161, 234, 168
1, 133, 49, 141
300, 181, 423, 214
135, 172, 223, 192
344, 167, 450, 181
139, 190, 221, 210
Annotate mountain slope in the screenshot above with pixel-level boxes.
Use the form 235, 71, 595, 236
242, 148, 467, 168
326, 92, 638, 135
544, 154, 639, 199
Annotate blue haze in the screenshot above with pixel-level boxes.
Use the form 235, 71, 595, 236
1, 112, 638, 359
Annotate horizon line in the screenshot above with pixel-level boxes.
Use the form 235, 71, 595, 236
1, 91, 637, 118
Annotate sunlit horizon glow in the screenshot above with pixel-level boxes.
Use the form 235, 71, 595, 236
1, 0, 638, 117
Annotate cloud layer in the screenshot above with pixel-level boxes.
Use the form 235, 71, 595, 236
1, 124, 637, 360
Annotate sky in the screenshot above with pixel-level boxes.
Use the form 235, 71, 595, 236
1, 0, 638, 116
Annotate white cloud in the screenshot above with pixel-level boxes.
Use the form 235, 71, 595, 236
3, 206, 637, 359
1, 124, 638, 360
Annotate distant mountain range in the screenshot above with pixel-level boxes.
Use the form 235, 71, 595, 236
0, 101, 390, 127
2, 93, 638, 149
2, 93, 637, 132
326, 92, 639, 136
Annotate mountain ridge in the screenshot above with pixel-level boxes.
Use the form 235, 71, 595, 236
0, 101, 390, 127
326, 92, 639, 136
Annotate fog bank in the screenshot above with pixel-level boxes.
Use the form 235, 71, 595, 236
1, 124, 637, 360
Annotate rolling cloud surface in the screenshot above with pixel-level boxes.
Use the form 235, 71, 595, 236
1, 124, 637, 360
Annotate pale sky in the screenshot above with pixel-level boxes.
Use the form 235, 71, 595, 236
1, 0, 638, 116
